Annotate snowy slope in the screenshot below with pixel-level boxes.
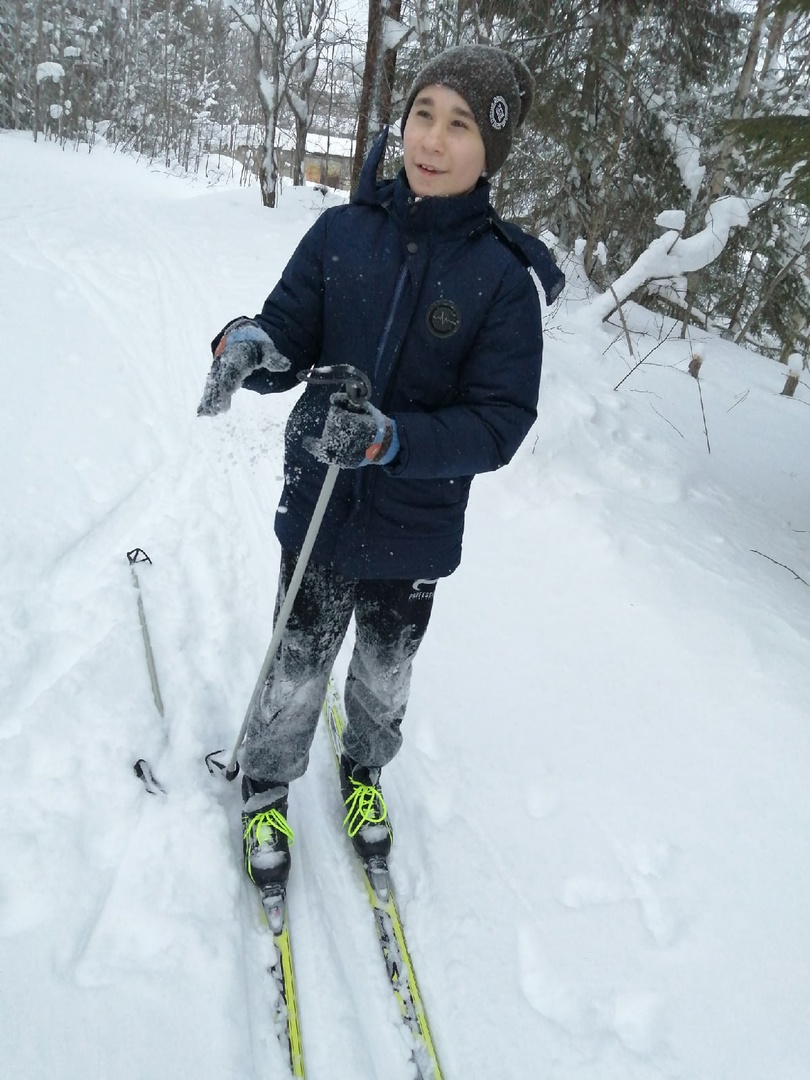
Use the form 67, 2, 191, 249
1, 130, 809, 1080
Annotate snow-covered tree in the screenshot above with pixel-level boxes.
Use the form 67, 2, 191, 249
409, 0, 809, 364
690, 0, 810, 360
350, 0, 412, 191
226, 0, 286, 206
283, 0, 339, 187
0, 1, 36, 130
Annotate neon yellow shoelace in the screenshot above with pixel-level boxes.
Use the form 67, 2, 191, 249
244, 808, 295, 850
343, 777, 388, 838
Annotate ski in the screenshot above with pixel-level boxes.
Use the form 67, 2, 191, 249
260, 900, 306, 1079
322, 680, 445, 1080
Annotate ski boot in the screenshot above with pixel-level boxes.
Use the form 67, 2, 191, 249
339, 753, 393, 900
242, 776, 293, 933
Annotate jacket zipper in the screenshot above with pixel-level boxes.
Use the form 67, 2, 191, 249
352, 260, 410, 511
373, 261, 409, 386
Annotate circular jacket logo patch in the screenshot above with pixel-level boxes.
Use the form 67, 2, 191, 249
489, 95, 509, 130
427, 300, 461, 338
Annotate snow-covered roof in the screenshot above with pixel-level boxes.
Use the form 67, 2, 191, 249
275, 128, 355, 159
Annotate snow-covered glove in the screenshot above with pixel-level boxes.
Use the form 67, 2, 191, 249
197, 316, 290, 416
304, 393, 399, 469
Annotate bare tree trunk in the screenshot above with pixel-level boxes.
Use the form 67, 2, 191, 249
351, 0, 384, 192
680, 271, 702, 338
779, 317, 807, 367
350, 0, 402, 192
33, 0, 44, 141
761, 8, 787, 80
582, 3, 651, 277
734, 238, 810, 345
681, 0, 769, 334
285, 0, 337, 187
237, 0, 285, 208
380, 2, 402, 115
256, 12, 282, 208
412, 0, 433, 59
291, 110, 307, 186
163, 2, 171, 164
720, 253, 760, 339
707, 0, 769, 201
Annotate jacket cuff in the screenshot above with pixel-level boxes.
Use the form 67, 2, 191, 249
210, 315, 257, 356
377, 419, 399, 465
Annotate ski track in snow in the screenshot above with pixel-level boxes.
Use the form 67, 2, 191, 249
2, 132, 810, 1080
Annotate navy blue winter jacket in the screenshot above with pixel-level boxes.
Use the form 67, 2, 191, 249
244, 130, 564, 579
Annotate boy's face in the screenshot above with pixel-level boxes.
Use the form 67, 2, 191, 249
403, 85, 487, 198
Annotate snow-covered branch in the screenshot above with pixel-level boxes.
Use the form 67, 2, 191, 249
590, 196, 759, 321
639, 88, 705, 203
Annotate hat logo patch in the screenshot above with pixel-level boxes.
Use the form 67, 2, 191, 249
489, 95, 509, 130
427, 299, 461, 338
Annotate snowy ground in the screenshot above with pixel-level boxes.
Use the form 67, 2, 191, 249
1, 131, 809, 1080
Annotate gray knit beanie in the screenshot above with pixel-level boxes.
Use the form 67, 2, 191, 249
400, 45, 535, 177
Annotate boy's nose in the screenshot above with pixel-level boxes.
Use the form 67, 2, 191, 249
423, 124, 445, 152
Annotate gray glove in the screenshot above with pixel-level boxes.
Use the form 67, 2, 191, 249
197, 317, 290, 416
304, 393, 399, 468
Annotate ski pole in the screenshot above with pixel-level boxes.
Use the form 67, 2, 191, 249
127, 548, 168, 796
128, 549, 164, 717
207, 364, 373, 782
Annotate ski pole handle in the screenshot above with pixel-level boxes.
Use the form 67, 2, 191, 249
297, 364, 372, 407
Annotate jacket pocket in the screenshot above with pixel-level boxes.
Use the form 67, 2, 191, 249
373, 474, 471, 535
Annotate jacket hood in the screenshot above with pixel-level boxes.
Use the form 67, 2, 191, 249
351, 127, 395, 206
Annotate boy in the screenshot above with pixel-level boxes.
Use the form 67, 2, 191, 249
198, 44, 564, 897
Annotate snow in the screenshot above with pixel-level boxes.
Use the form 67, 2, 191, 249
2, 130, 810, 1080
384, 16, 413, 52
641, 90, 705, 202
276, 126, 355, 159
35, 61, 65, 84
238, 11, 260, 35
655, 209, 685, 231
259, 70, 279, 111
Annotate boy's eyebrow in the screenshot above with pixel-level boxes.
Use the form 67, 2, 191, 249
414, 93, 476, 122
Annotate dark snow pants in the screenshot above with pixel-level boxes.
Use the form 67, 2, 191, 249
241, 549, 437, 784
